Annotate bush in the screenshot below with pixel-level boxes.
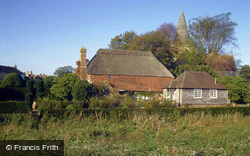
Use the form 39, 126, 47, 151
37, 97, 76, 110
139, 98, 162, 108
217, 76, 249, 103
88, 94, 135, 109
161, 99, 176, 108
0, 101, 29, 113
88, 96, 113, 109
0, 73, 24, 88
123, 94, 135, 108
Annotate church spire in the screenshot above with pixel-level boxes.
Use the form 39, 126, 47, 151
174, 9, 189, 43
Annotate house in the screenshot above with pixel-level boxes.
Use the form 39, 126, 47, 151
163, 71, 228, 107
204, 55, 237, 76
0, 65, 25, 80
79, 48, 174, 97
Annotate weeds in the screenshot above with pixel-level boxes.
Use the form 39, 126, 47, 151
0, 112, 249, 155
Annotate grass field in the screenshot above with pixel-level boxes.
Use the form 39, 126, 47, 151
0, 111, 249, 155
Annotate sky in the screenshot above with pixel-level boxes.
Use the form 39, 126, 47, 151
0, 0, 249, 76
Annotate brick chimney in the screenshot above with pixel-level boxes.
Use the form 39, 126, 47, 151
80, 47, 87, 80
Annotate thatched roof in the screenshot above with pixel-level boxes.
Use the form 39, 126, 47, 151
87, 49, 174, 78
204, 55, 237, 71
0, 65, 23, 74
163, 71, 227, 89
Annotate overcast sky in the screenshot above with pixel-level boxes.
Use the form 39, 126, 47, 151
0, 0, 249, 75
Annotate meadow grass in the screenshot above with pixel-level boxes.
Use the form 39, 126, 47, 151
0, 111, 249, 155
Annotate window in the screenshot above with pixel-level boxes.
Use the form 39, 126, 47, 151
166, 89, 175, 100
166, 89, 170, 99
194, 89, 202, 98
210, 89, 217, 98
171, 89, 175, 100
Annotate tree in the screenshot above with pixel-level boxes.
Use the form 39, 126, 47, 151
0, 73, 24, 88
156, 23, 176, 42
189, 12, 237, 65
50, 74, 79, 101
109, 31, 137, 50
43, 76, 55, 89
72, 80, 91, 102
54, 65, 74, 78
174, 64, 218, 77
217, 76, 249, 104
128, 31, 177, 72
240, 65, 250, 82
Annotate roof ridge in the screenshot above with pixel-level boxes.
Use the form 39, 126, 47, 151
179, 71, 187, 88
97, 49, 153, 57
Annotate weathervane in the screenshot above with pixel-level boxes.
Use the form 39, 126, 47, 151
181, 0, 183, 10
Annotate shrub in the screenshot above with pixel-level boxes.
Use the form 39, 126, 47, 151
37, 98, 75, 110
139, 98, 161, 108
217, 76, 249, 103
0, 73, 24, 88
88, 96, 113, 109
161, 99, 176, 108
123, 94, 135, 108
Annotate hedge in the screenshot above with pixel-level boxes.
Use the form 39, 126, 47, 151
40, 107, 250, 119
0, 101, 29, 114
0, 87, 27, 101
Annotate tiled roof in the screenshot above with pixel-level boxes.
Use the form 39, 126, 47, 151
163, 71, 227, 89
87, 49, 174, 78
90, 75, 174, 92
204, 55, 237, 71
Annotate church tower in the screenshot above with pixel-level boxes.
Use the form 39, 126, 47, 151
174, 9, 189, 43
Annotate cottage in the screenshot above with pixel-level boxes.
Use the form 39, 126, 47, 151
163, 71, 228, 107
79, 48, 174, 97
204, 55, 237, 76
